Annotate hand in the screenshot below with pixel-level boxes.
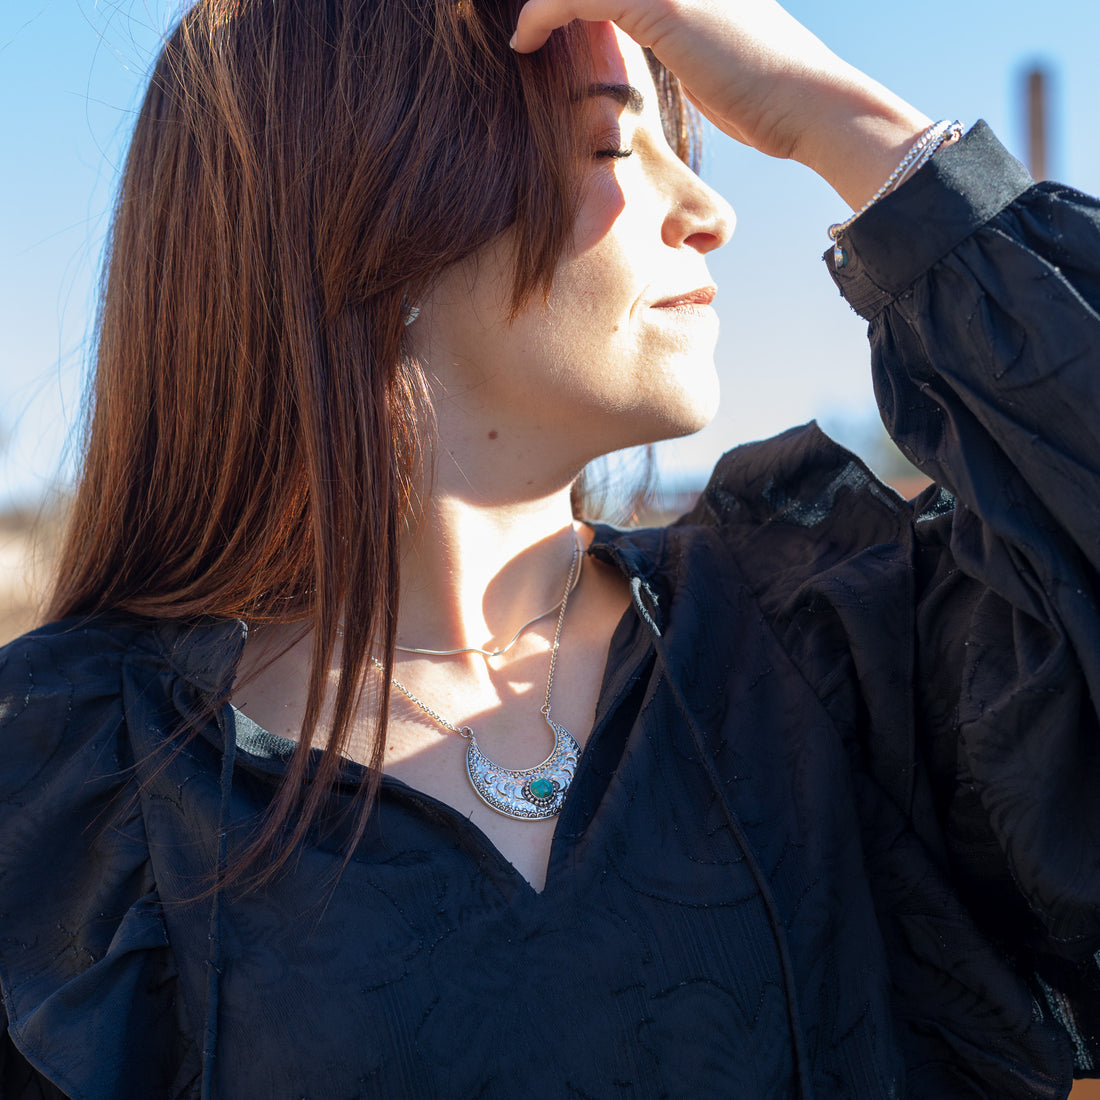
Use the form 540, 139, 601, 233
511, 0, 932, 210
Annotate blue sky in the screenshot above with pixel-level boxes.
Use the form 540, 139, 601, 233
3, 0, 1099, 506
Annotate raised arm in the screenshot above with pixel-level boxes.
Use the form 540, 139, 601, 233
511, 0, 931, 210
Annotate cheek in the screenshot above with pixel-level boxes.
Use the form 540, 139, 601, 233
572, 174, 626, 252
550, 201, 642, 336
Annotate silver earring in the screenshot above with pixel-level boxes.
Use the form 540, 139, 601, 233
403, 300, 420, 326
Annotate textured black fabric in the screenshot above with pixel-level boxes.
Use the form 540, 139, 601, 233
3, 125, 1100, 1099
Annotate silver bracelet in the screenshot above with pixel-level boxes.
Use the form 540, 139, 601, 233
891, 119, 963, 191
828, 119, 963, 268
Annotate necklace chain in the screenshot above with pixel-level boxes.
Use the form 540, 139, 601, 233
377, 535, 582, 737
384, 673, 466, 735
540, 539, 575, 716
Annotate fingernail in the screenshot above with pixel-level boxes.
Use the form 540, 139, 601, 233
508, 31, 517, 49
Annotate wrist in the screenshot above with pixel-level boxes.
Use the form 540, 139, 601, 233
790, 73, 932, 209
826, 119, 963, 267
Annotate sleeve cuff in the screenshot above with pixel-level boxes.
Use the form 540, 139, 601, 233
825, 121, 1033, 319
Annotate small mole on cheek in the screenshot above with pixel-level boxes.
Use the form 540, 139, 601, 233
488, 429, 498, 440
612, 325, 619, 333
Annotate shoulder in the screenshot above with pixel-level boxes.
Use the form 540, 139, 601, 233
652, 427, 957, 729
594, 424, 944, 620
0, 610, 248, 904
673, 423, 950, 615
0, 615, 148, 795
0, 614, 237, 1097
0, 613, 246, 738
0, 613, 143, 688
0, 612, 247, 839
683, 423, 913, 557
0, 613, 203, 897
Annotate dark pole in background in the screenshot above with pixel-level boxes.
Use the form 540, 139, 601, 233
1026, 64, 1050, 181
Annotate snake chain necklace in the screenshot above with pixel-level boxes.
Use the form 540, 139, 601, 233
375, 537, 582, 821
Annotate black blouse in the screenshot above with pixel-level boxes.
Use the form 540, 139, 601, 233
3, 123, 1100, 1100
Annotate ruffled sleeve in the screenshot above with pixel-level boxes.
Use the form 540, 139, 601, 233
827, 122, 1100, 1083
688, 123, 1100, 1095
0, 619, 200, 1099
832, 120, 1100, 1049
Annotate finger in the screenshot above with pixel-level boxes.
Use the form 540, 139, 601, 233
510, 0, 623, 53
510, 0, 580, 52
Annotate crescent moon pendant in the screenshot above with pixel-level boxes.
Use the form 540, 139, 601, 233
463, 717, 580, 821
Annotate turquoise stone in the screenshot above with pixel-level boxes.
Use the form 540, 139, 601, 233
528, 777, 555, 801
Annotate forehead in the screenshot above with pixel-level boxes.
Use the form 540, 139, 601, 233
585, 22, 657, 102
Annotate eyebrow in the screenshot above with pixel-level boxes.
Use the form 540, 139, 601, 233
588, 82, 645, 115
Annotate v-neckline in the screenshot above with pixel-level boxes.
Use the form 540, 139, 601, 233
222, 524, 667, 896
228, 595, 652, 898
386, 607, 649, 896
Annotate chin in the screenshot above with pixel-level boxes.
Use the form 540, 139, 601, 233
601, 377, 719, 454
650, 357, 722, 441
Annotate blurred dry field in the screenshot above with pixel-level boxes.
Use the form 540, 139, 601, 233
0, 508, 61, 646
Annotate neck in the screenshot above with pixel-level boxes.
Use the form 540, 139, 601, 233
393, 344, 609, 654
398, 478, 582, 655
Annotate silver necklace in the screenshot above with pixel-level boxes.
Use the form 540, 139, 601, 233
394, 531, 582, 659
377, 540, 581, 821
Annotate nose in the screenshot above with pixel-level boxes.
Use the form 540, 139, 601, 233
662, 161, 735, 253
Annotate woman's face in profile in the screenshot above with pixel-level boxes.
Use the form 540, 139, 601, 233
410, 24, 734, 461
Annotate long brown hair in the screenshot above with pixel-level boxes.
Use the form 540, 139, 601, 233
49, 0, 698, 886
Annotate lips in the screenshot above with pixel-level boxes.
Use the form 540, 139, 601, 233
651, 285, 717, 310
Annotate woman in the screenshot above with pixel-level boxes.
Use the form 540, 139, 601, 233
2, 0, 1098, 1095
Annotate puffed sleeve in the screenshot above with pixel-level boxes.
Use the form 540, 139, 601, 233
0, 620, 200, 1099
831, 123, 1100, 1072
